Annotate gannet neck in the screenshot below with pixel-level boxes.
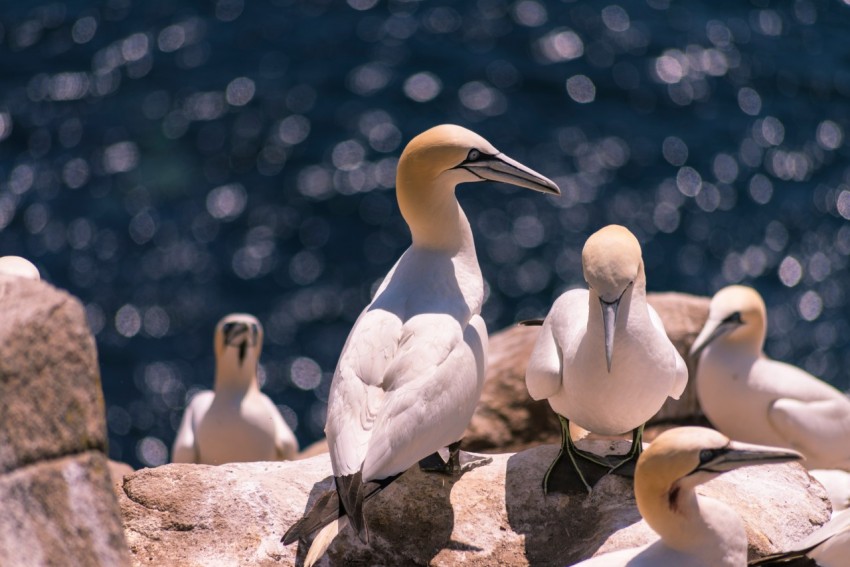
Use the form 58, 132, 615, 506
396, 172, 471, 253
214, 356, 259, 395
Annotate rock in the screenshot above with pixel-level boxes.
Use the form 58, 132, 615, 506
463, 292, 710, 452
0, 277, 130, 566
118, 440, 829, 566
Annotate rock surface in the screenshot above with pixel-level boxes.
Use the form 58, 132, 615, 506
463, 292, 710, 452
118, 440, 830, 566
0, 276, 130, 566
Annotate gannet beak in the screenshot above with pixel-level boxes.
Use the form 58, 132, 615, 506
696, 440, 802, 474
599, 298, 618, 373
461, 152, 561, 195
689, 316, 741, 360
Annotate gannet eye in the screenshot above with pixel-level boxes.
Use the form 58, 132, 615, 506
467, 149, 481, 161
721, 312, 743, 325
698, 449, 717, 463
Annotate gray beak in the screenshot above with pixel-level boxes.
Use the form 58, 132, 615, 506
462, 152, 561, 195
600, 298, 619, 373
690, 318, 739, 360
697, 440, 802, 475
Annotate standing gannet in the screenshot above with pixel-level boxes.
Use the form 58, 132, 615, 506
171, 313, 298, 464
0, 256, 40, 280
691, 285, 850, 471
750, 508, 850, 566
282, 124, 560, 564
525, 225, 687, 493
574, 426, 802, 566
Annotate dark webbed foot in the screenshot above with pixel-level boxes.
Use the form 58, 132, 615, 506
609, 423, 645, 479
543, 415, 615, 495
419, 440, 492, 475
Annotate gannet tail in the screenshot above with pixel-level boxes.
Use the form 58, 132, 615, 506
304, 516, 348, 567
282, 488, 341, 545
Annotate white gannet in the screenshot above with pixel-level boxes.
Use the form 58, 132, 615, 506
690, 285, 850, 471
0, 255, 40, 280
282, 124, 560, 564
810, 469, 850, 513
750, 508, 850, 567
171, 313, 298, 464
525, 225, 687, 493
574, 426, 802, 567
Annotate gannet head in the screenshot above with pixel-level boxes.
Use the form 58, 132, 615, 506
0, 256, 40, 280
582, 225, 642, 372
689, 285, 767, 359
214, 313, 263, 372
397, 124, 560, 195
636, 426, 801, 530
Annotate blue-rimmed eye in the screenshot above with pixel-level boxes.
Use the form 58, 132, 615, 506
467, 149, 481, 161
699, 449, 717, 463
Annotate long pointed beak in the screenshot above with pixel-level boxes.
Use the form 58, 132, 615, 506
463, 152, 560, 195
698, 441, 802, 474
690, 319, 735, 360
600, 298, 618, 373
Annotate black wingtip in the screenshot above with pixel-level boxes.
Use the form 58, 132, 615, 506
518, 318, 545, 327
281, 488, 340, 546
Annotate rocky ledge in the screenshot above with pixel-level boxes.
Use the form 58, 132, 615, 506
118, 440, 830, 566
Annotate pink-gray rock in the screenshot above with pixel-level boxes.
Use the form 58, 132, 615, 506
0, 276, 130, 566
117, 440, 829, 566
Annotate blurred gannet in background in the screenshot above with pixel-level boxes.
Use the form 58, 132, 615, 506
0, 255, 40, 280
525, 225, 687, 493
750, 508, 850, 567
282, 124, 560, 565
691, 285, 850, 471
172, 313, 298, 464
574, 426, 802, 566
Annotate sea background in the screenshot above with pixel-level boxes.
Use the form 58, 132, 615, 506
1, 0, 849, 469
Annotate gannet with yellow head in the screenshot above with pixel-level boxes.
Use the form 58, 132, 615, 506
574, 426, 802, 566
525, 225, 687, 493
282, 124, 559, 564
0, 256, 40, 280
691, 285, 850, 471
171, 313, 298, 464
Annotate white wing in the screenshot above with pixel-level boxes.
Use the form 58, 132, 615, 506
768, 395, 850, 470
648, 304, 688, 400
360, 314, 487, 481
259, 393, 299, 460
525, 316, 562, 401
171, 390, 214, 463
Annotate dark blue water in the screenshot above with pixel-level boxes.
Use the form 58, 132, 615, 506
1, 0, 849, 469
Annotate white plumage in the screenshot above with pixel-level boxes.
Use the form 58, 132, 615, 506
172, 313, 297, 465
525, 225, 686, 492
691, 285, 850, 471
285, 124, 559, 561
0, 256, 40, 280
751, 508, 850, 567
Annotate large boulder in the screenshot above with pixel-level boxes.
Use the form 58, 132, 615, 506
0, 276, 130, 566
118, 440, 829, 566
463, 292, 711, 452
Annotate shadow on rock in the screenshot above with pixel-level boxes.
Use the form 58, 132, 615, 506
292, 466, 461, 565
504, 444, 645, 566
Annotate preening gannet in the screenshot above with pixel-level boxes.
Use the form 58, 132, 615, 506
0, 256, 40, 280
525, 225, 687, 493
750, 508, 850, 567
282, 124, 560, 564
575, 426, 802, 567
691, 285, 850, 471
171, 313, 298, 464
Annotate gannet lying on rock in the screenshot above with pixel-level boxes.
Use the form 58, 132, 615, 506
172, 313, 298, 464
575, 426, 802, 566
691, 285, 850, 471
750, 508, 850, 566
0, 255, 40, 279
282, 124, 559, 565
525, 225, 687, 493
